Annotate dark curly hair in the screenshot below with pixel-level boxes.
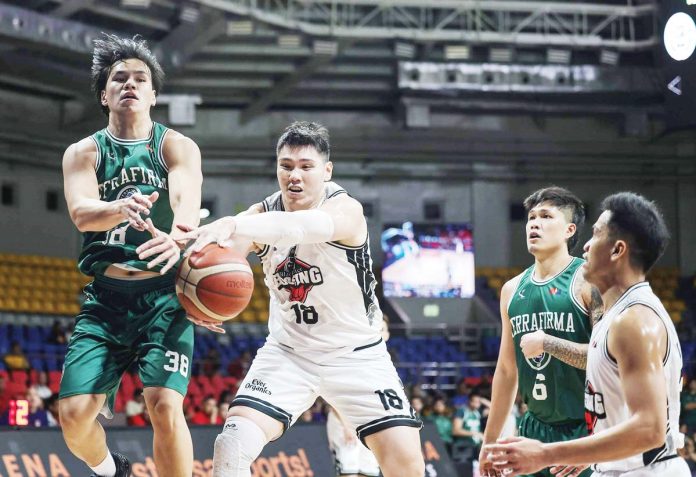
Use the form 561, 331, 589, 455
91, 33, 164, 116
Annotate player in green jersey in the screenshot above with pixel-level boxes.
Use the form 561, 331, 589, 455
480, 187, 602, 477
59, 34, 202, 477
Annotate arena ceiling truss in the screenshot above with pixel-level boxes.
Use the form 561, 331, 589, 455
0, 0, 661, 119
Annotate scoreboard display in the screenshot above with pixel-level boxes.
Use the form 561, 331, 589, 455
661, 0, 696, 130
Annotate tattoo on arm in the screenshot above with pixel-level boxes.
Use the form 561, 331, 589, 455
590, 286, 604, 325
543, 335, 588, 369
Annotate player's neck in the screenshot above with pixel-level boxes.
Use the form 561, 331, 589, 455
533, 251, 572, 282
107, 114, 153, 140
598, 267, 646, 311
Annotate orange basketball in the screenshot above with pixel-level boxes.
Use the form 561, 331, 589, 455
175, 244, 254, 322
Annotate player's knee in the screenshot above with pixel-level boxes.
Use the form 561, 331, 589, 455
381, 454, 425, 477
58, 396, 100, 432
148, 398, 179, 431
213, 416, 268, 477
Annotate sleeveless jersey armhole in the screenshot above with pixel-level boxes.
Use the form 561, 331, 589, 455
569, 262, 590, 315
89, 135, 102, 172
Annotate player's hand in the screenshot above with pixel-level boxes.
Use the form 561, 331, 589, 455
485, 436, 549, 477
550, 464, 589, 477
479, 446, 502, 477
116, 191, 158, 231
520, 330, 546, 358
175, 218, 236, 256
186, 315, 226, 334
136, 218, 180, 274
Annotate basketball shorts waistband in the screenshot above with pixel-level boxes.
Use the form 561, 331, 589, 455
94, 273, 175, 294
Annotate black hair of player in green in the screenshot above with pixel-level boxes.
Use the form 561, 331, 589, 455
600, 192, 670, 273
523, 186, 586, 252
276, 121, 331, 162
91, 33, 165, 116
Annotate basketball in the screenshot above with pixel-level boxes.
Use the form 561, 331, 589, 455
175, 244, 254, 322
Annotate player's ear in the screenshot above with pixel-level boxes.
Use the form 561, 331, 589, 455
324, 160, 333, 182
151, 91, 157, 107
100, 90, 108, 106
611, 240, 627, 261
566, 222, 576, 239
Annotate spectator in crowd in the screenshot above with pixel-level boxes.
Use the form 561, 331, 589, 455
26, 386, 49, 427
48, 320, 67, 345
427, 396, 453, 453
683, 378, 696, 435
202, 348, 221, 378
45, 393, 60, 427
451, 378, 471, 409
125, 388, 148, 427
451, 392, 483, 468
191, 395, 222, 425
3, 341, 30, 371
227, 350, 252, 380
299, 409, 314, 423
218, 390, 234, 418
34, 371, 52, 400
411, 395, 425, 417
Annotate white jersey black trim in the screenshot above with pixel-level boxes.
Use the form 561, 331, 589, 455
343, 241, 378, 316
355, 414, 423, 446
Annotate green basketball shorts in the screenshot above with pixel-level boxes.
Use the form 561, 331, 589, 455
517, 411, 592, 477
59, 274, 193, 416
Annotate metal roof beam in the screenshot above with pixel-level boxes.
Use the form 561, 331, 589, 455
193, 0, 658, 50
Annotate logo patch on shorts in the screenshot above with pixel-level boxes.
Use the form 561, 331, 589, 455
245, 378, 272, 395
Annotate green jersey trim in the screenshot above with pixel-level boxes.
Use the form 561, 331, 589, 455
90, 135, 102, 171
529, 257, 576, 285
104, 126, 154, 145
156, 128, 170, 172
569, 263, 589, 314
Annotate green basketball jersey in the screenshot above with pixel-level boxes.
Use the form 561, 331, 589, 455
508, 257, 590, 424
78, 122, 175, 276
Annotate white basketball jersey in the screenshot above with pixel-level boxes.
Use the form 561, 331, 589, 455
585, 282, 684, 473
257, 182, 382, 362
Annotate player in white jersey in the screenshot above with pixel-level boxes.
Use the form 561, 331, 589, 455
483, 192, 689, 477
177, 121, 424, 477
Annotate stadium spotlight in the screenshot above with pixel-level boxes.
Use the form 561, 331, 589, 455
395, 42, 416, 59
227, 20, 253, 35
547, 48, 571, 64
121, 0, 151, 7
444, 45, 470, 61
489, 47, 513, 63
600, 49, 620, 66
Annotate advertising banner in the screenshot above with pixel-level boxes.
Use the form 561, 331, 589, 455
0, 423, 456, 476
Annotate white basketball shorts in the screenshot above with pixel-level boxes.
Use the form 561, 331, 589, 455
231, 339, 422, 444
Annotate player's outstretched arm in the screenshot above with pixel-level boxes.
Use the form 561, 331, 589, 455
479, 277, 520, 475
136, 132, 202, 273
179, 194, 367, 253
485, 305, 668, 476
63, 138, 157, 232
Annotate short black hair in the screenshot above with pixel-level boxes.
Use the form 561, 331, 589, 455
276, 121, 331, 161
600, 192, 670, 273
524, 186, 586, 252
91, 33, 164, 116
